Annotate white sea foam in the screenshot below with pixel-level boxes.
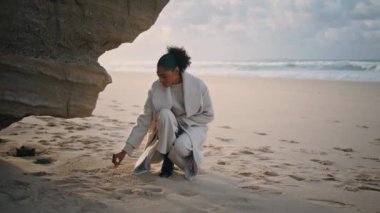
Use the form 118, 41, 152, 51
102, 60, 380, 82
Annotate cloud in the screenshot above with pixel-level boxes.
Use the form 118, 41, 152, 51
352, 1, 380, 19
99, 0, 380, 62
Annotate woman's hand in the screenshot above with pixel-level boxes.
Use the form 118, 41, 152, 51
112, 150, 126, 167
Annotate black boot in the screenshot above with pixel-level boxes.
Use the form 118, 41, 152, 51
159, 153, 174, 178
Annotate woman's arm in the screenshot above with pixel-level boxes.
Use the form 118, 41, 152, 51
122, 90, 154, 156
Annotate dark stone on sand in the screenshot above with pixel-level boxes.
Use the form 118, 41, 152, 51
16, 146, 36, 157
34, 158, 54, 165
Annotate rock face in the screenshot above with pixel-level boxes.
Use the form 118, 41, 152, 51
0, 0, 168, 129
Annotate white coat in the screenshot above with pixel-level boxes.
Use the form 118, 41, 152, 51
123, 72, 214, 176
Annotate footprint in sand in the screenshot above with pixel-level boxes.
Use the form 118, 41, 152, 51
204, 144, 223, 150
46, 122, 57, 127
325, 119, 341, 123
279, 139, 300, 144
178, 189, 199, 197
133, 185, 165, 196
288, 174, 305, 181
323, 174, 338, 181
255, 155, 272, 161
356, 124, 369, 129
28, 171, 54, 177
238, 149, 255, 155
216, 160, 229, 165
252, 131, 268, 136
239, 172, 253, 177
240, 185, 260, 190
264, 171, 279, 177
354, 172, 380, 185
38, 140, 50, 145
215, 137, 233, 142
256, 146, 274, 153
370, 138, 380, 146
361, 156, 380, 163
204, 145, 223, 157
307, 198, 354, 208
333, 147, 354, 152
217, 125, 232, 129
310, 159, 333, 166
111, 188, 134, 200
299, 148, 327, 155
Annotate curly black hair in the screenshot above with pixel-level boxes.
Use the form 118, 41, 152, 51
157, 46, 191, 73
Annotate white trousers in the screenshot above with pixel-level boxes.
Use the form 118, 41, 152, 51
156, 109, 192, 169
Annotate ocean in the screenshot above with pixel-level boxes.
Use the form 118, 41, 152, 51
102, 60, 380, 82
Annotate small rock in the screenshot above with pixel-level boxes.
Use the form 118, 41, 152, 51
34, 158, 54, 165
16, 146, 36, 157
0, 138, 8, 143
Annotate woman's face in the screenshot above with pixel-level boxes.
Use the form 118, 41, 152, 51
157, 66, 180, 88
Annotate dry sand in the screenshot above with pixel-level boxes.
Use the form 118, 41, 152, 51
1, 72, 380, 212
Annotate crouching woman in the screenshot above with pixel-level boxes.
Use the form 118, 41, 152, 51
112, 47, 214, 180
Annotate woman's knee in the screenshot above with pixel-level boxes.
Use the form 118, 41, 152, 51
173, 138, 192, 158
157, 109, 175, 123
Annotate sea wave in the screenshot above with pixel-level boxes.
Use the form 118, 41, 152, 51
195, 60, 380, 72
101, 60, 380, 82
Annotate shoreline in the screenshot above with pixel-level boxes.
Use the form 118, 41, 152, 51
107, 70, 380, 84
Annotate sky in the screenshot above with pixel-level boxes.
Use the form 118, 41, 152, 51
99, 0, 380, 63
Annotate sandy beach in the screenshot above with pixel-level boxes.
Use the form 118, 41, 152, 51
1, 72, 380, 212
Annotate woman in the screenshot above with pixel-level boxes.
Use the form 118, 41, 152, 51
112, 47, 214, 180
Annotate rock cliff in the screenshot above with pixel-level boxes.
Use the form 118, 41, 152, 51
0, 0, 168, 129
